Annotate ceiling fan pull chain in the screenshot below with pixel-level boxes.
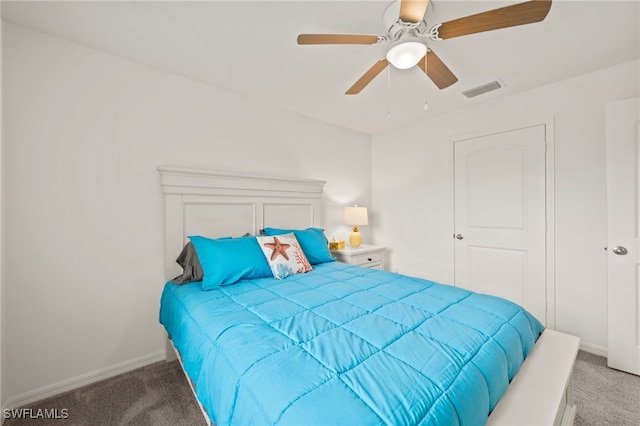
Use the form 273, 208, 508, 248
387, 65, 392, 119
424, 51, 429, 110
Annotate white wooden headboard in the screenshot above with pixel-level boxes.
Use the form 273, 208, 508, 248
158, 166, 326, 280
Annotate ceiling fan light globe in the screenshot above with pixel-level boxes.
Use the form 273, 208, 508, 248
386, 41, 427, 70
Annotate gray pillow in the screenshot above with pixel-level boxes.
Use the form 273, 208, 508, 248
171, 242, 204, 284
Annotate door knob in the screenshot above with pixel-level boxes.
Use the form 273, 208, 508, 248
612, 246, 628, 255
455, 234, 464, 240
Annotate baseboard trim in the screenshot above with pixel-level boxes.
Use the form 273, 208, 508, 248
579, 341, 608, 358
3, 350, 166, 410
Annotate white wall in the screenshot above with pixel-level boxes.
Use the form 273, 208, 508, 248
2, 22, 372, 404
372, 59, 640, 355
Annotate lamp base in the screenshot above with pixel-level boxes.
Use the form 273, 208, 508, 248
349, 226, 362, 248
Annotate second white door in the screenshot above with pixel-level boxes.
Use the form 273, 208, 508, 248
606, 97, 640, 375
454, 124, 547, 325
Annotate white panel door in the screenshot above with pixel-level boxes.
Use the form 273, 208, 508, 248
454, 125, 547, 324
606, 97, 640, 375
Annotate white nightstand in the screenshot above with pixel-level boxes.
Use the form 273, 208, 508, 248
331, 244, 386, 270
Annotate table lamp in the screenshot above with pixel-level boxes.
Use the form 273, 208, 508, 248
343, 206, 368, 248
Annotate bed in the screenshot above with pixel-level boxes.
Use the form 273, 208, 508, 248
158, 166, 580, 426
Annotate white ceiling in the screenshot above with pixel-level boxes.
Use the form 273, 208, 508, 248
2, 0, 639, 135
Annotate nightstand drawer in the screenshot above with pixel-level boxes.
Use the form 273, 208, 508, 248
352, 252, 382, 266
331, 244, 386, 270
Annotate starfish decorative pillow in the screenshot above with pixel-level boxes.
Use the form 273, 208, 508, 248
256, 233, 313, 279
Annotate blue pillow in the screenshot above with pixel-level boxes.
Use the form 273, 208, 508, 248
262, 227, 335, 265
188, 235, 272, 289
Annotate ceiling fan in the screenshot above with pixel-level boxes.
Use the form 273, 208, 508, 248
297, 0, 552, 95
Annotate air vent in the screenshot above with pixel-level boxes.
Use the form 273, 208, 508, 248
461, 80, 503, 98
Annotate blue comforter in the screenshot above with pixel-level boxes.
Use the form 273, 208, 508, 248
160, 262, 543, 426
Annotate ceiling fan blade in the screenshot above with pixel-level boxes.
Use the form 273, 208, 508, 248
399, 0, 429, 23
417, 50, 458, 89
437, 0, 552, 40
346, 59, 389, 95
297, 34, 380, 45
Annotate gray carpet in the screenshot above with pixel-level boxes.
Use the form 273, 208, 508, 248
4, 361, 206, 426
573, 351, 640, 426
4, 350, 639, 425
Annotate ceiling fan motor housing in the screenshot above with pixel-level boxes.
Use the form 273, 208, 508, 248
382, 1, 428, 43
